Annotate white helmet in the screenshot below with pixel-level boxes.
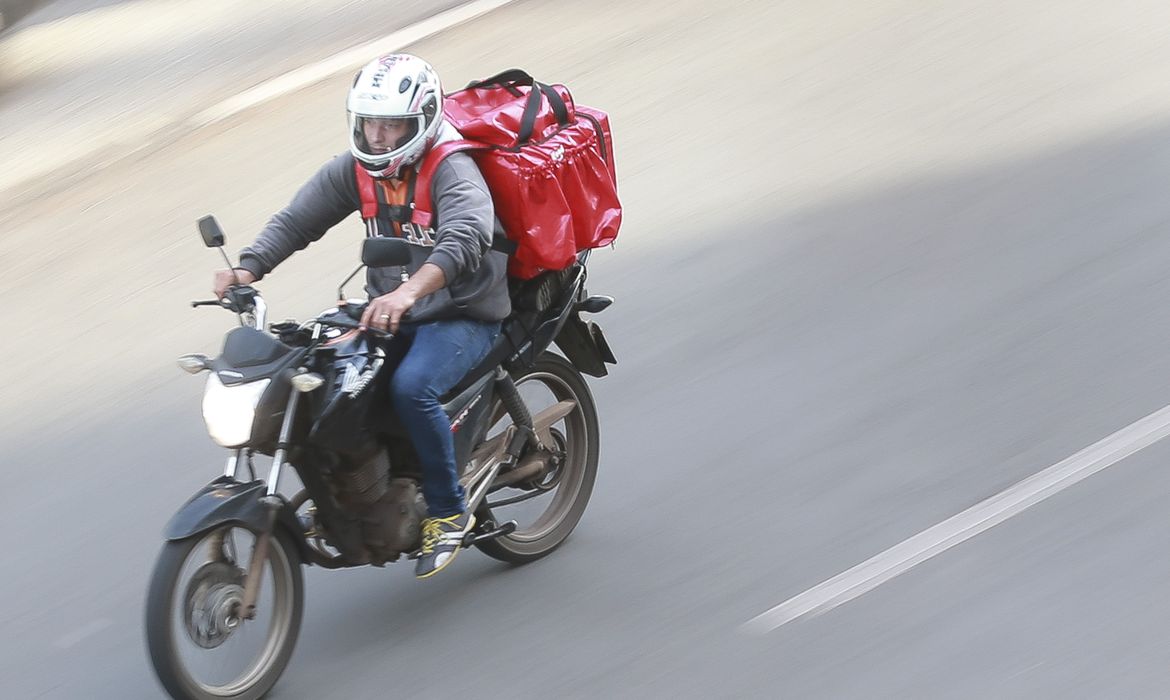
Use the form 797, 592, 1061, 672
347, 54, 444, 178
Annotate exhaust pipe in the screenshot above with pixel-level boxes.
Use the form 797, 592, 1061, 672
492, 453, 548, 488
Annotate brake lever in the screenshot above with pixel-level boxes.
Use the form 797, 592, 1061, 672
193, 285, 259, 314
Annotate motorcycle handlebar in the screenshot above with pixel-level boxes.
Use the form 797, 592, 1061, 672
317, 312, 393, 339
191, 285, 261, 314
194, 290, 389, 338
332, 301, 393, 337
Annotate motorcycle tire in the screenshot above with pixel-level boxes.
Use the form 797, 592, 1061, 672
475, 352, 600, 564
145, 524, 304, 700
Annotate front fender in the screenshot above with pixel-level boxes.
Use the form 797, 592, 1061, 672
163, 477, 303, 543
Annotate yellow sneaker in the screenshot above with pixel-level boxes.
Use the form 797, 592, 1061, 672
415, 511, 475, 578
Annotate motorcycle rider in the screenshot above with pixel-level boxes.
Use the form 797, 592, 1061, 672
213, 53, 510, 578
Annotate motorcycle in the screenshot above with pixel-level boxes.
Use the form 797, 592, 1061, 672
144, 216, 616, 700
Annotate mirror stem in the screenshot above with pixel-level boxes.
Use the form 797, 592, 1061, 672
337, 264, 366, 302
216, 246, 239, 284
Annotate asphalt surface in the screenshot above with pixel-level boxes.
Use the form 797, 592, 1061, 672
4, 0, 1170, 697
0, 0, 468, 195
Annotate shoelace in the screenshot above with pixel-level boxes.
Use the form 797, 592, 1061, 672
419, 516, 459, 554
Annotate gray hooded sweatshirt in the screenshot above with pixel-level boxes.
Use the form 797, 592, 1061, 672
237, 148, 511, 323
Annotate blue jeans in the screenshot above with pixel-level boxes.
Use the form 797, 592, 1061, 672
387, 318, 500, 518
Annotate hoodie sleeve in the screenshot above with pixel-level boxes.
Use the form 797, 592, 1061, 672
425, 152, 495, 285
236, 154, 359, 280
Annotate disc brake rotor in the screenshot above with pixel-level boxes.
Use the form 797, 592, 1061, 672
183, 561, 246, 649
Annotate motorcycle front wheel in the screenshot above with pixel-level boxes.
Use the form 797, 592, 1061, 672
476, 352, 600, 564
145, 524, 304, 700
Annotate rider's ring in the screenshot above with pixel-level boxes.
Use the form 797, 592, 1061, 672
379, 313, 391, 319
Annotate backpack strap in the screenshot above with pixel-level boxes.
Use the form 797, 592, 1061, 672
354, 160, 378, 221
357, 140, 519, 256
413, 139, 519, 256
354, 159, 419, 233
411, 139, 484, 228
385, 172, 417, 224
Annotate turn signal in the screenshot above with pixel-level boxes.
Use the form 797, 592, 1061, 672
177, 354, 210, 374
577, 295, 614, 313
291, 372, 325, 393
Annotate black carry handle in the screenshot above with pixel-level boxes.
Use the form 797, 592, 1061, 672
468, 69, 570, 145
517, 80, 570, 145
466, 68, 537, 94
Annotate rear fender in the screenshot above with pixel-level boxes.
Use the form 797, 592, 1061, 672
554, 313, 617, 378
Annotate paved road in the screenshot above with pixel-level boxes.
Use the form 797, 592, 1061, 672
0, 0, 467, 196
4, 0, 1170, 697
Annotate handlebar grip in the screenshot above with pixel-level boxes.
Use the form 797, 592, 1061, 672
191, 299, 228, 308
324, 314, 392, 339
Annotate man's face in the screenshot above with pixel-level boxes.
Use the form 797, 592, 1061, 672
362, 117, 414, 154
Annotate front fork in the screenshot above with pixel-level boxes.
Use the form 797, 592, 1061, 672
233, 386, 301, 620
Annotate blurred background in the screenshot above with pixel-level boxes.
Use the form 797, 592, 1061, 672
4, 0, 1170, 697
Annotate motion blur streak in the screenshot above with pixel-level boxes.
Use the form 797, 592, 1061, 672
4, 0, 1170, 697
0, 0, 470, 195
188, 0, 518, 128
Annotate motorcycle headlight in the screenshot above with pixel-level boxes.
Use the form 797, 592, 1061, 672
201, 374, 271, 448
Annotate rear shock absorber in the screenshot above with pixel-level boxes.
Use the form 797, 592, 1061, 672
493, 367, 534, 458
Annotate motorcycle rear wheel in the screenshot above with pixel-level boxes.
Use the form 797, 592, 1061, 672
145, 525, 304, 700
475, 352, 600, 564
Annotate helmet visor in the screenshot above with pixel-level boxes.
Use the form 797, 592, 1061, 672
352, 115, 421, 157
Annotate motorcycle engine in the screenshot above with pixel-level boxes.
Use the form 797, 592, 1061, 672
333, 448, 391, 507
361, 478, 428, 565
332, 451, 426, 565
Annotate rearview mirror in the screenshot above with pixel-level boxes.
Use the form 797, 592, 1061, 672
362, 237, 412, 267
198, 215, 226, 248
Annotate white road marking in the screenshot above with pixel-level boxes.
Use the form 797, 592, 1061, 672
188, 0, 518, 128
1, 0, 517, 197
741, 403, 1170, 635
54, 618, 113, 649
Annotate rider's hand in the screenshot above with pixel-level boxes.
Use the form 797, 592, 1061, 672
360, 288, 417, 334
213, 268, 257, 299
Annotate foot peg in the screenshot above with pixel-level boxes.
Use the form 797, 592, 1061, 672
463, 520, 516, 547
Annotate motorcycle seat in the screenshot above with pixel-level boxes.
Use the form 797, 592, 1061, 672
439, 266, 578, 401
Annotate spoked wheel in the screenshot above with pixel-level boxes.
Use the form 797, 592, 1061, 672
476, 353, 600, 564
145, 525, 304, 700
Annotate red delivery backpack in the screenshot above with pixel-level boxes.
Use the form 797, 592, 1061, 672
411, 69, 622, 279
